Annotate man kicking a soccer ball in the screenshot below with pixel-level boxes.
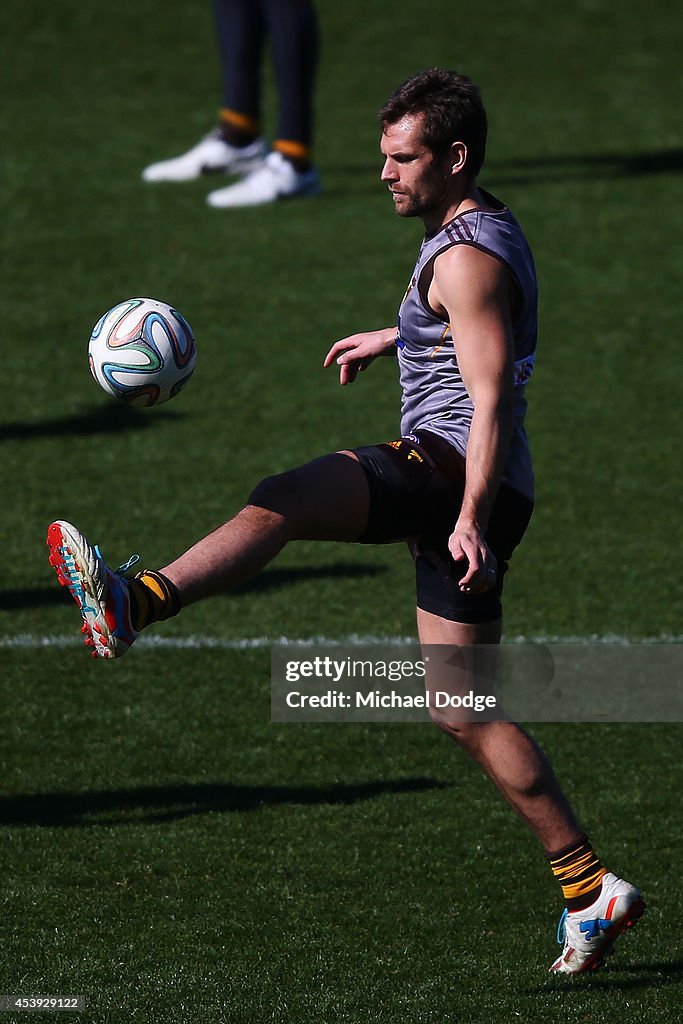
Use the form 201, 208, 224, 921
47, 68, 644, 974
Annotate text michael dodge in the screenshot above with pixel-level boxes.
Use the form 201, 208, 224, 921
284, 689, 497, 712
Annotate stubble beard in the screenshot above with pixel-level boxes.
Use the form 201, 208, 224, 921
391, 173, 452, 221
392, 191, 429, 219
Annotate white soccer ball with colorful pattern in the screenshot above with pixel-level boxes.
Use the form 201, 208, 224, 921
88, 297, 197, 406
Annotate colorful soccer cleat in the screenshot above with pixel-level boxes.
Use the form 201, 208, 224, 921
47, 520, 138, 659
550, 872, 645, 974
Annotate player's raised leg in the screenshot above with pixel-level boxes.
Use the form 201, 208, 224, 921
160, 451, 368, 603
416, 607, 645, 973
47, 451, 369, 658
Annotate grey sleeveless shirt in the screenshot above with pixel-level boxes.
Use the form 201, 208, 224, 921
396, 190, 537, 501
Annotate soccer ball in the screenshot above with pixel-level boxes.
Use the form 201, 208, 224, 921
88, 297, 197, 406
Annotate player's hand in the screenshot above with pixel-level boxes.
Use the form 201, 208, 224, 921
448, 520, 498, 593
323, 329, 396, 386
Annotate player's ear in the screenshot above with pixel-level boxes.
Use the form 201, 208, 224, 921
450, 141, 468, 175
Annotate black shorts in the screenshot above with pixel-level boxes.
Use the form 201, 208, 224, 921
352, 431, 533, 624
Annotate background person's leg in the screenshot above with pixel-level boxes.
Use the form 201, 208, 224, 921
214, 0, 267, 145
262, 0, 319, 167
206, 0, 321, 206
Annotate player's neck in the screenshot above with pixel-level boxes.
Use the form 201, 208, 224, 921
423, 182, 484, 234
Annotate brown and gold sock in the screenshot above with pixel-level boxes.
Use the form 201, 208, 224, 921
127, 570, 181, 633
548, 833, 607, 911
219, 108, 261, 148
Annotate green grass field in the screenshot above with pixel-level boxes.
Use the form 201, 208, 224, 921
1, 0, 682, 1020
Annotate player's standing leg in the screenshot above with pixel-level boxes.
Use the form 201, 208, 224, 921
416, 608, 645, 973
417, 610, 581, 850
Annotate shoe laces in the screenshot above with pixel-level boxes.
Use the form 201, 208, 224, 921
115, 553, 140, 576
556, 908, 568, 944
92, 544, 140, 578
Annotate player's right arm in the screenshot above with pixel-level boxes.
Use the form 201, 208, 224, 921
323, 327, 397, 385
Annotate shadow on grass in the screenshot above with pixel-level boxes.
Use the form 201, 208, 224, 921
531, 958, 683, 993
487, 147, 683, 186
0, 563, 385, 611
233, 563, 384, 595
0, 778, 448, 828
0, 587, 72, 610
0, 402, 179, 442
329, 146, 683, 193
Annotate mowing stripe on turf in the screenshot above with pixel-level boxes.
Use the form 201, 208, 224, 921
0, 633, 681, 649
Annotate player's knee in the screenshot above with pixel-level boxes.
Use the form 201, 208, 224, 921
427, 705, 462, 733
248, 469, 306, 529
427, 709, 483, 750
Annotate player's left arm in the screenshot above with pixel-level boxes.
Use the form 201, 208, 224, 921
431, 244, 516, 593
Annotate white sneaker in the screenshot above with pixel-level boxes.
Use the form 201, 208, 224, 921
550, 872, 645, 974
142, 130, 267, 183
206, 150, 321, 208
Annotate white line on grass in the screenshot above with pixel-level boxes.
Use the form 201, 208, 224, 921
0, 633, 681, 649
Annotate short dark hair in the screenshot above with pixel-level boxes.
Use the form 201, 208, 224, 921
379, 68, 488, 177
